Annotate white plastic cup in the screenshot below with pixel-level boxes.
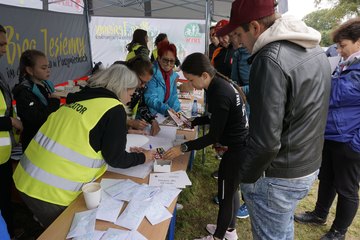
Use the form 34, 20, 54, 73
82, 182, 101, 209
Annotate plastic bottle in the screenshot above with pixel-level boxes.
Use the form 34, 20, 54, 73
191, 99, 198, 117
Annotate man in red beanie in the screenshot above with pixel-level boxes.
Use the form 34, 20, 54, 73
207, 0, 332, 240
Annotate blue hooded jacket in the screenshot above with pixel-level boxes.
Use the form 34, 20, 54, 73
144, 61, 180, 115
325, 59, 360, 152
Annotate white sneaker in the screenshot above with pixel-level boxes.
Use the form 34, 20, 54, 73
206, 224, 238, 240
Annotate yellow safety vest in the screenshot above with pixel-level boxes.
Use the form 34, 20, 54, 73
13, 97, 123, 206
0, 90, 11, 164
152, 49, 158, 61
126, 44, 142, 61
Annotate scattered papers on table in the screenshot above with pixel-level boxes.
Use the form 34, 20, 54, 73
101, 228, 147, 240
149, 170, 192, 189
96, 197, 124, 223
145, 201, 173, 225
66, 209, 97, 239
152, 186, 182, 208
72, 230, 105, 240
115, 200, 150, 230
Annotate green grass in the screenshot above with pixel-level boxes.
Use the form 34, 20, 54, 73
175, 147, 360, 240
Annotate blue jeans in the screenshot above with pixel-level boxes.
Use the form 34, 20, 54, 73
241, 171, 318, 240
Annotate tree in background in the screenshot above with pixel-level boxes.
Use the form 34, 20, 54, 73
303, 0, 359, 46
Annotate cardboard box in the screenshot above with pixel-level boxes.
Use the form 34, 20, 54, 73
154, 160, 172, 173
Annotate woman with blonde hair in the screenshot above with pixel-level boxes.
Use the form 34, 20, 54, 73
13, 64, 155, 228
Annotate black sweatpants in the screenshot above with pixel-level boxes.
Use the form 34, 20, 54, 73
214, 148, 242, 239
0, 160, 14, 237
314, 140, 360, 234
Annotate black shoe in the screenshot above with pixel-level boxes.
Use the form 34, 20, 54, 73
294, 211, 327, 225
320, 229, 345, 240
211, 171, 218, 179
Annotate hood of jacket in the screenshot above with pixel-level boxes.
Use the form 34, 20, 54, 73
252, 15, 321, 54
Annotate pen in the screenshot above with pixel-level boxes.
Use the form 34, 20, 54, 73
149, 144, 152, 150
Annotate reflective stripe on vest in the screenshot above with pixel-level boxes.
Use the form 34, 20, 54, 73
13, 97, 123, 206
126, 44, 142, 61
0, 137, 11, 146
33, 132, 105, 169
20, 153, 83, 192
0, 90, 11, 164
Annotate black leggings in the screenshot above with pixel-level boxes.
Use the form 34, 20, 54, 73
0, 160, 14, 237
314, 140, 360, 234
214, 149, 242, 239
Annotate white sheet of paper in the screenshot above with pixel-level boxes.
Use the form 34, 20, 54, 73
145, 201, 173, 225
104, 179, 139, 198
126, 134, 149, 151
72, 230, 105, 240
129, 230, 148, 240
96, 197, 124, 223
113, 184, 143, 202
107, 161, 154, 179
152, 186, 182, 208
155, 113, 167, 124
131, 184, 160, 201
100, 178, 125, 190
100, 228, 130, 240
149, 171, 191, 189
156, 126, 178, 141
115, 200, 150, 230
66, 209, 97, 239
143, 136, 174, 151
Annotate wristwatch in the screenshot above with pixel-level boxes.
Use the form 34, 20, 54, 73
180, 143, 188, 152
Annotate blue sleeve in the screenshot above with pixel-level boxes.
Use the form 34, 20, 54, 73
330, 70, 360, 107
171, 77, 181, 112
0, 212, 10, 240
144, 79, 169, 115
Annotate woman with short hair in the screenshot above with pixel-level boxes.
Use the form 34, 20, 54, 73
295, 17, 360, 240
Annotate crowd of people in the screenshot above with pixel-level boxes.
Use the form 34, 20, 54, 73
0, 0, 360, 239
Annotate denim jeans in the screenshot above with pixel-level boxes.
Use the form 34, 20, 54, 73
241, 171, 318, 240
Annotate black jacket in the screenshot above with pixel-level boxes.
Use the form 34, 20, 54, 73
66, 87, 145, 168
239, 41, 331, 182
13, 79, 60, 151
213, 44, 234, 78
186, 76, 248, 151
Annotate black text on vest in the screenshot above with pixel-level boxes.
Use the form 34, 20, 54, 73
66, 102, 87, 114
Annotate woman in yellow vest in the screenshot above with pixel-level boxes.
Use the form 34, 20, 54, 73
13, 65, 155, 228
125, 29, 150, 61
0, 24, 23, 238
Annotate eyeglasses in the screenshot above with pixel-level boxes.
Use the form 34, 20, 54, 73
161, 57, 176, 66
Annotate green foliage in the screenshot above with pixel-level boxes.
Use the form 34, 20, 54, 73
303, 9, 339, 46
304, 0, 360, 46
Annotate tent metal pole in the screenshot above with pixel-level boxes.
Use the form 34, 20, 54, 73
43, 0, 49, 10
84, 0, 94, 70
201, 0, 211, 165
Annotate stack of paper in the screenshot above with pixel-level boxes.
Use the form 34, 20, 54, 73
148, 170, 192, 188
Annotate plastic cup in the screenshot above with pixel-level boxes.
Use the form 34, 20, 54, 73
82, 182, 101, 209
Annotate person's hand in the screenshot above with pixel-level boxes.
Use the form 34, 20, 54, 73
11, 117, 23, 132
150, 120, 160, 136
163, 146, 182, 160
128, 129, 148, 135
143, 150, 156, 163
49, 92, 61, 99
128, 119, 149, 130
